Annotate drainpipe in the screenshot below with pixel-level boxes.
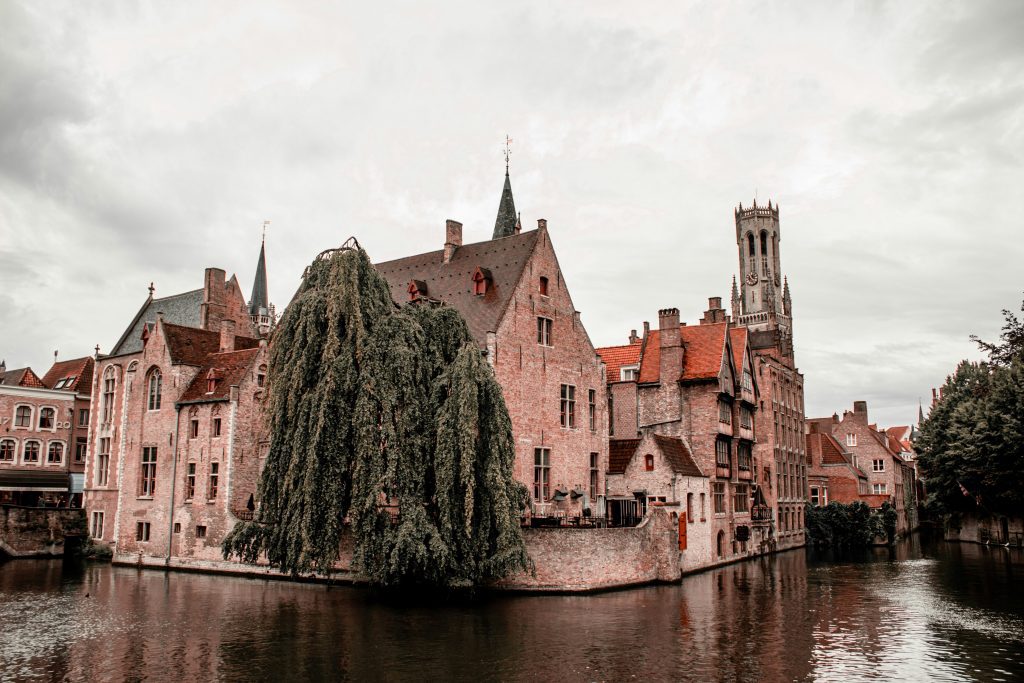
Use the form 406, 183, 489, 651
166, 404, 182, 564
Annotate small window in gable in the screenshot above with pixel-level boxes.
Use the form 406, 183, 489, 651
539, 276, 549, 296
472, 267, 492, 296
645, 454, 655, 471
206, 368, 219, 394
407, 280, 427, 302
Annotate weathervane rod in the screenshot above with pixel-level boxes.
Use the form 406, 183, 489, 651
504, 134, 513, 174
262, 220, 270, 243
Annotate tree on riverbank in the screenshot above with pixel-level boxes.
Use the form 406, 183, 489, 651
222, 242, 530, 587
805, 501, 894, 548
916, 296, 1024, 521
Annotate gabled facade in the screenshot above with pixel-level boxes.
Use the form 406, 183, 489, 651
805, 425, 869, 507
374, 175, 607, 519
84, 262, 269, 556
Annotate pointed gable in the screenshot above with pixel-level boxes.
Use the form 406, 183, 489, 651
0, 366, 46, 388
636, 323, 730, 384
111, 288, 204, 356
652, 434, 704, 477
41, 356, 95, 393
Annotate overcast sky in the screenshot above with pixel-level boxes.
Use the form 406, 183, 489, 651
1, 1, 1022, 428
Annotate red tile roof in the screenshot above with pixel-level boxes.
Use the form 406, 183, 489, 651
178, 348, 261, 403
637, 323, 728, 384
728, 327, 747, 376
41, 356, 94, 394
653, 434, 704, 477
807, 432, 868, 478
161, 323, 258, 366
0, 367, 46, 388
608, 439, 642, 474
595, 341, 642, 383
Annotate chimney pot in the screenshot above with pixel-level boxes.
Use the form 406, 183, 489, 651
629, 329, 638, 344
537, 218, 547, 230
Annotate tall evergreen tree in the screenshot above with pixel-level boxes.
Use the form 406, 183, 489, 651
223, 243, 529, 586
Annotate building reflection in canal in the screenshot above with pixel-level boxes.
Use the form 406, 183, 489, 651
0, 538, 1021, 681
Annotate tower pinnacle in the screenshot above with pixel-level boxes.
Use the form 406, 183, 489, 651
249, 225, 273, 336
492, 166, 519, 239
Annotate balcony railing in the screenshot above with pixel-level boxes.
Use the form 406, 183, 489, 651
751, 505, 773, 523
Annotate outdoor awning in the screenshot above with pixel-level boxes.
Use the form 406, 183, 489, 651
0, 469, 70, 492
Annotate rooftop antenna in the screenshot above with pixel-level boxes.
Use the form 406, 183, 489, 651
504, 134, 513, 174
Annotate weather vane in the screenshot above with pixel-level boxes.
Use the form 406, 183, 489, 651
262, 220, 270, 242
504, 134, 513, 173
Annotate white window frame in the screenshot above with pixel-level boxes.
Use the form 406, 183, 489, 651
872, 483, 887, 495
0, 438, 16, 462
845, 433, 857, 447
46, 440, 65, 466
37, 405, 57, 431
872, 458, 885, 472
91, 511, 104, 540
22, 439, 41, 464
620, 365, 639, 382
13, 404, 33, 429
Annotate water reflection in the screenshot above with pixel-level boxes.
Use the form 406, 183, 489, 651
0, 538, 1021, 682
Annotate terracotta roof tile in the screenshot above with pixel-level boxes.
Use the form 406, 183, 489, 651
178, 348, 261, 403
653, 434, 704, 477
608, 439, 642, 475
41, 356, 94, 394
637, 323, 728, 384
0, 367, 46, 388
161, 323, 258, 366
374, 230, 540, 347
595, 341, 642, 383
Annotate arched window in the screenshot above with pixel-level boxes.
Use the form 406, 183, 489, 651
686, 493, 694, 522
747, 232, 755, 257
760, 231, 769, 276
14, 405, 31, 428
147, 370, 162, 411
102, 366, 118, 423
717, 530, 725, 558
23, 441, 40, 464
0, 439, 15, 461
39, 407, 55, 430
47, 442, 64, 465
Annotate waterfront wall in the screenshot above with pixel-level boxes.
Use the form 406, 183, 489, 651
0, 505, 85, 557
945, 513, 1024, 547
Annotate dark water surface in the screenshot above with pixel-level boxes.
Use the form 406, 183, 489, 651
1, 537, 1022, 682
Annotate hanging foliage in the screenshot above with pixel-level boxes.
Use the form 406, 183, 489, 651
223, 243, 529, 587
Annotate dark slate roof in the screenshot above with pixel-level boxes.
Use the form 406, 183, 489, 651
178, 348, 260, 403
162, 323, 259, 366
608, 439, 642, 475
374, 230, 541, 347
653, 435, 704, 477
492, 172, 518, 239
249, 240, 269, 316
41, 356, 95, 394
0, 367, 46, 388
110, 289, 204, 356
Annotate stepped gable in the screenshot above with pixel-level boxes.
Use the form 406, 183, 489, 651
41, 356, 94, 393
177, 348, 261, 403
637, 323, 729, 384
595, 340, 642, 383
608, 439, 642, 474
111, 289, 204, 356
0, 366, 46, 388
652, 434, 703, 477
161, 323, 258, 366
374, 230, 540, 347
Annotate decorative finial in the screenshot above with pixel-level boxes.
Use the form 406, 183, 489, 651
148, 282, 155, 297
54, 350, 58, 362
262, 220, 270, 243
504, 134, 513, 174
94, 344, 100, 357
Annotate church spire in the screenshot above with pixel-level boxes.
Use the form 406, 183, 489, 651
249, 222, 274, 335
731, 275, 741, 317
493, 136, 519, 239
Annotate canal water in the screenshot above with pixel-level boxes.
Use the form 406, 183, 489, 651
1, 537, 1021, 682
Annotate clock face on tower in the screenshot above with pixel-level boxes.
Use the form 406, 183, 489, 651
745, 271, 758, 286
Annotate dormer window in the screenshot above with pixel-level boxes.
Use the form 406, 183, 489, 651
620, 365, 638, 382
407, 280, 427, 302
472, 267, 492, 296
539, 276, 549, 296
206, 368, 219, 394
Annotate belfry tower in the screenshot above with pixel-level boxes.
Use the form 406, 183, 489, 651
733, 199, 793, 361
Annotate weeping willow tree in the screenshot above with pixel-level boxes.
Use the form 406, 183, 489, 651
223, 242, 530, 587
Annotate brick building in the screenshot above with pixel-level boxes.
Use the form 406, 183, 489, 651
1, 357, 93, 506
84, 248, 271, 559
807, 401, 919, 535
598, 298, 772, 565
374, 170, 608, 519
805, 426, 868, 507
729, 200, 807, 549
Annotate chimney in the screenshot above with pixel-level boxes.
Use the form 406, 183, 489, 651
808, 421, 819, 435
0, 359, 5, 374
851, 401, 868, 423
628, 329, 639, 344
220, 319, 236, 353
537, 218, 547, 231
444, 220, 462, 264
701, 296, 726, 325
658, 308, 682, 383
201, 268, 227, 331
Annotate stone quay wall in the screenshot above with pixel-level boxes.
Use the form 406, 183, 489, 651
0, 505, 86, 557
